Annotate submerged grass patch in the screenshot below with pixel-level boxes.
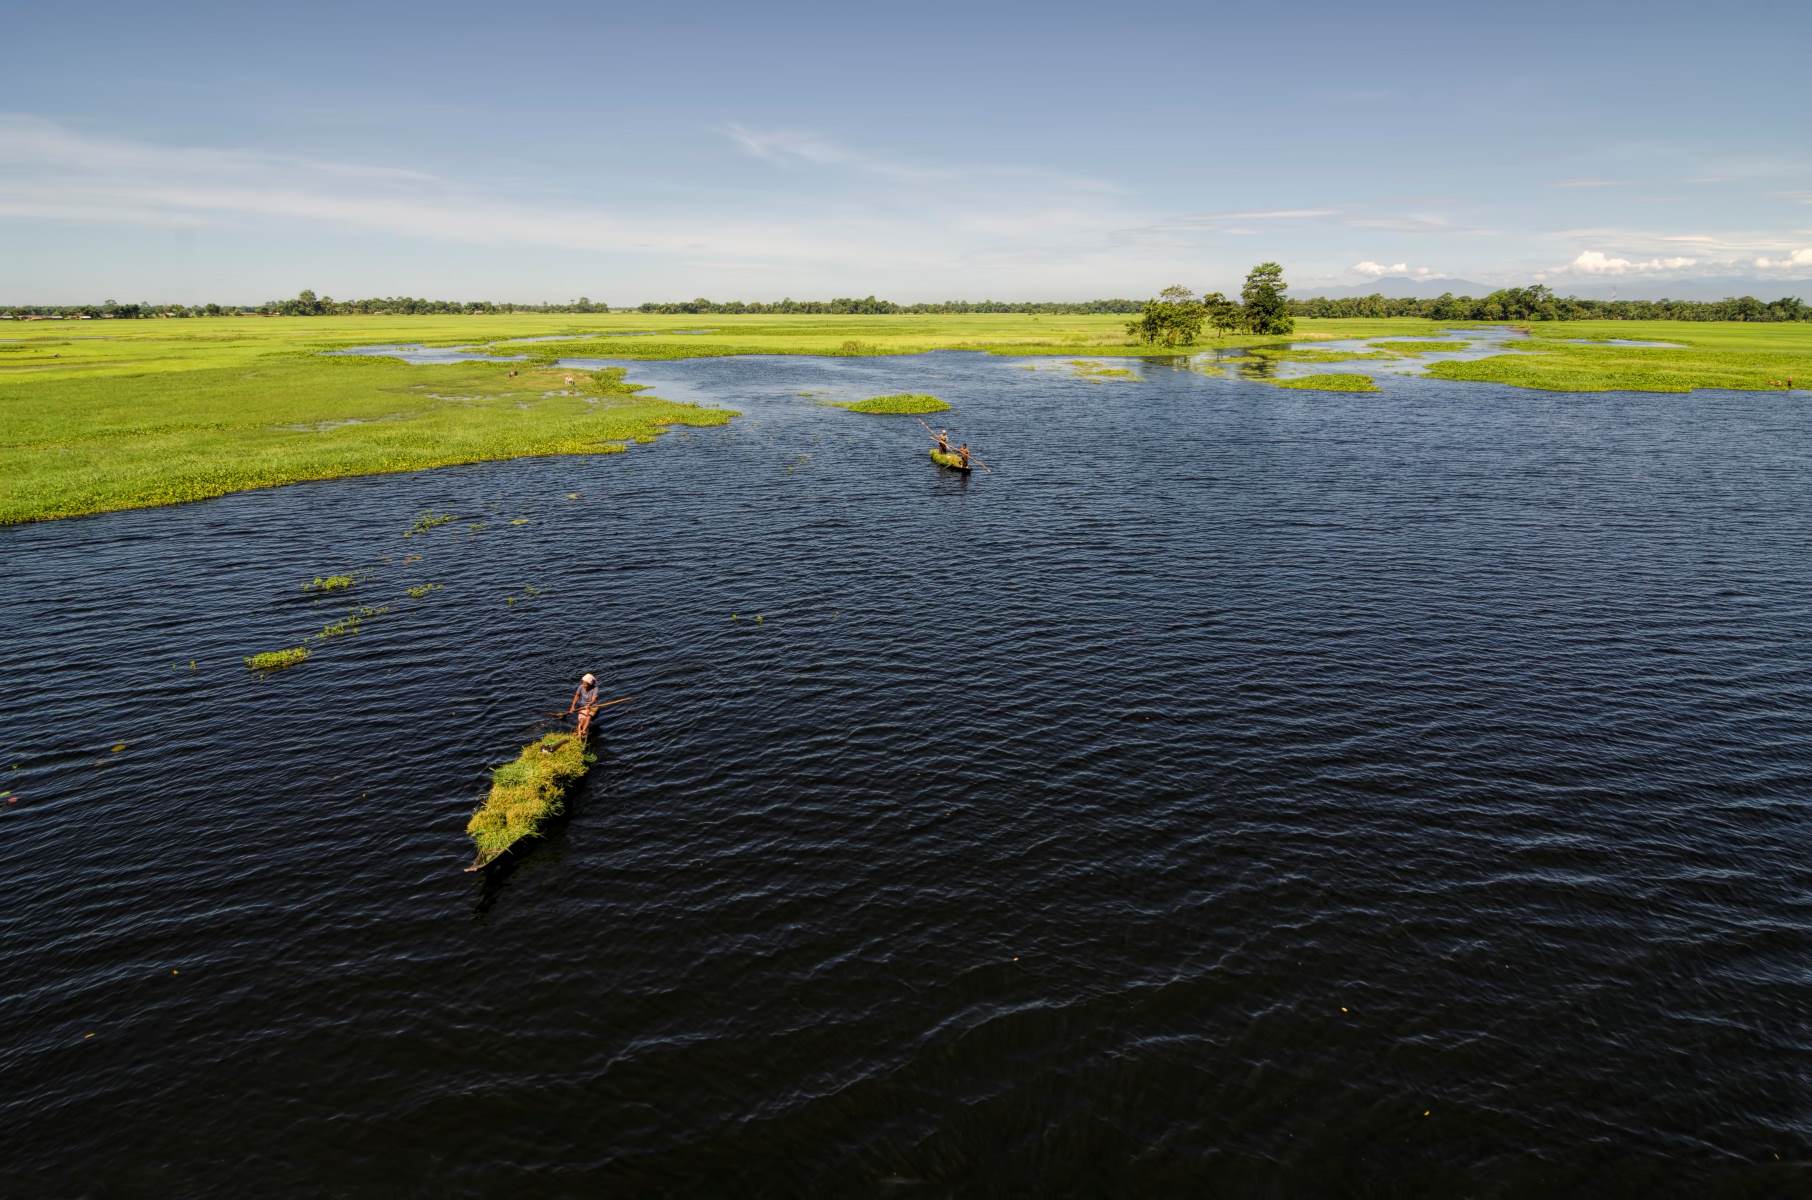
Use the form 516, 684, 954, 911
1246, 347, 1395, 365
1272, 373, 1381, 392
317, 604, 389, 640
465, 731, 595, 867
1065, 360, 1138, 380
836, 393, 950, 414
1370, 340, 1466, 355
405, 511, 456, 537
245, 646, 310, 672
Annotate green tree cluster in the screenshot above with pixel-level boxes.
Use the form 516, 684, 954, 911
1125, 265, 1298, 347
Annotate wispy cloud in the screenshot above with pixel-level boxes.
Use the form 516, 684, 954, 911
723, 123, 1118, 193
1568, 250, 1697, 275
1351, 261, 1436, 278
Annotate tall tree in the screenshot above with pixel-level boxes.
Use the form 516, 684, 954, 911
1240, 263, 1294, 335
1126, 285, 1206, 347
1202, 291, 1242, 338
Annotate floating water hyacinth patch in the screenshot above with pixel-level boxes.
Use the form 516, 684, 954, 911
245, 646, 310, 672
303, 574, 354, 593
405, 582, 442, 599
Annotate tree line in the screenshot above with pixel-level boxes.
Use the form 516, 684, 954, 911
631, 296, 1146, 315
7, 281, 1806, 323
2, 291, 612, 319
1289, 285, 1807, 323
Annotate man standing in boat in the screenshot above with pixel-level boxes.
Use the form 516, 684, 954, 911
957, 442, 972, 469
568, 672, 601, 739
934, 428, 952, 455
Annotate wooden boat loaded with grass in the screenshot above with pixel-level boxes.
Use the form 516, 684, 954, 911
929, 448, 972, 472
464, 730, 596, 871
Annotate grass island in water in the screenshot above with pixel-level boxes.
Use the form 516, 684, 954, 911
1273, 373, 1382, 393
836, 393, 950, 414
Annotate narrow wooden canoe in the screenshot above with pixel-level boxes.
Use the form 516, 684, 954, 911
930, 448, 972, 472
464, 729, 595, 871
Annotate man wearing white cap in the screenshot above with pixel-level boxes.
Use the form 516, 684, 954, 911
567, 672, 601, 739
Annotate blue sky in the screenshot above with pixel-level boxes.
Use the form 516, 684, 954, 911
3, 0, 1809, 303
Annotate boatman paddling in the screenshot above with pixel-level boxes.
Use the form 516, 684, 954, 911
957, 442, 972, 469
568, 672, 601, 739
934, 428, 952, 455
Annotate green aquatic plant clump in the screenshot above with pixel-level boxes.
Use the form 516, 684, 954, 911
244, 646, 310, 672
466, 731, 596, 866
317, 604, 389, 640
836, 393, 951, 414
303, 574, 354, 593
405, 512, 456, 537
1272, 373, 1381, 392
404, 582, 442, 599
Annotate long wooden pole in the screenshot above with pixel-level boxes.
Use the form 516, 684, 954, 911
915, 417, 994, 472
547, 695, 633, 720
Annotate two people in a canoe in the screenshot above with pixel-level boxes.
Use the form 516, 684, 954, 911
931, 428, 973, 467
567, 672, 601, 738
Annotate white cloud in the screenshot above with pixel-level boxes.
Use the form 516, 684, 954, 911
1569, 250, 1697, 274
1352, 260, 1407, 277
1754, 248, 1812, 269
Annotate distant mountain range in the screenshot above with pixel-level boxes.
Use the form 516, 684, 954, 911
1299, 275, 1812, 302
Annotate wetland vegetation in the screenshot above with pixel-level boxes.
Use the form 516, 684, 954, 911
244, 646, 310, 672
836, 393, 950, 414
1273, 373, 1381, 393
4, 311, 1807, 525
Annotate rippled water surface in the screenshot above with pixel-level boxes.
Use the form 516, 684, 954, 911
4, 352, 1810, 1195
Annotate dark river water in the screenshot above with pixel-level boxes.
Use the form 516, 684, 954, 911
4, 350, 1810, 1196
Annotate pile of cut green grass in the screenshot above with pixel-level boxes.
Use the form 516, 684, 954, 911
245, 646, 310, 672
836, 393, 951, 414
466, 732, 595, 866
1273, 373, 1381, 393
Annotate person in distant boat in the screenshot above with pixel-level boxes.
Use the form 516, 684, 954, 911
934, 428, 951, 454
568, 672, 600, 738
957, 443, 972, 468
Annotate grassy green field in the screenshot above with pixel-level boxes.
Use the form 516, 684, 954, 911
3, 313, 1805, 523
1426, 321, 1812, 392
